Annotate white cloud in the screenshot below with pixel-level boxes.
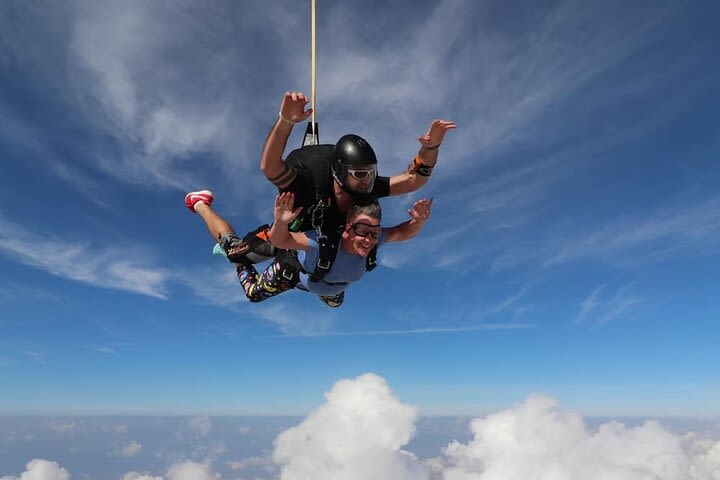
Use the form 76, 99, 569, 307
122, 462, 219, 480
114, 424, 129, 434
272, 373, 428, 480
440, 393, 720, 480
543, 197, 720, 268
227, 456, 274, 472
111, 441, 143, 458
486, 195, 720, 274
165, 462, 220, 480
269, 374, 720, 480
173, 265, 244, 308
122, 474, 164, 480
3, 460, 221, 480
5, 375, 720, 480
188, 417, 212, 437
252, 301, 335, 335
576, 283, 644, 325
0, 459, 70, 480
92, 346, 115, 354
271, 323, 533, 338
66, 0, 262, 190
577, 285, 604, 323
0, 214, 169, 299
49, 420, 75, 433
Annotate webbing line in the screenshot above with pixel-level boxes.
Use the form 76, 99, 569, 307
310, 0, 317, 134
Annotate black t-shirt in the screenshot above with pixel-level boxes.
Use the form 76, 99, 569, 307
283, 144, 390, 233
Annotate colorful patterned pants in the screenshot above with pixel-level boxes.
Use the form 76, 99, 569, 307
236, 260, 298, 303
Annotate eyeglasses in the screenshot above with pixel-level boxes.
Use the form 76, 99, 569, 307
346, 167, 377, 181
350, 222, 382, 239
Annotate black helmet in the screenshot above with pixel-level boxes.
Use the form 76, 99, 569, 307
332, 134, 378, 193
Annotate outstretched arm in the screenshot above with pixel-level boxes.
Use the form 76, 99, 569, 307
388, 120, 457, 196
260, 92, 314, 189
268, 192, 310, 251
383, 197, 433, 243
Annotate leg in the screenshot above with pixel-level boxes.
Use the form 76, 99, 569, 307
236, 259, 298, 303
195, 203, 236, 244
185, 190, 235, 243
185, 190, 272, 263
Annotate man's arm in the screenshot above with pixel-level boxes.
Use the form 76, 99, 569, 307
268, 192, 310, 251
260, 91, 314, 189
383, 198, 433, 242
388, 119, 457, 196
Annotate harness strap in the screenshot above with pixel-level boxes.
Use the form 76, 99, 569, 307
309, 233, 339, 282
365, 244, 378, 271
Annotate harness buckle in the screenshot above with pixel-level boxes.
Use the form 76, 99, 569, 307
317, 259, 331, 270
282, 269, 296, 281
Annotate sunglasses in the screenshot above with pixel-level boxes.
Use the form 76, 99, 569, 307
350, 222, 382, 239
346, 167, 377, 181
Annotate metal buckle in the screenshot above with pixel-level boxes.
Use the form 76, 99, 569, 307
317, 259, 331, 270
282, 269, 295, 281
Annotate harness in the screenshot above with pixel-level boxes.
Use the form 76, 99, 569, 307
278, 241, 378, 286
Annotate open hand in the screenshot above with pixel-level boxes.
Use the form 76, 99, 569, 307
418, 119, 457, 148
279, 91, 314, 124
274, 192, 303, 225
409, 197, 433, 224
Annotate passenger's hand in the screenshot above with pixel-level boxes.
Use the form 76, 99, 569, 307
279, 91, 314, 124
409, 197, 433, 224
274, 192, 303, 225
417, 119, 457, 148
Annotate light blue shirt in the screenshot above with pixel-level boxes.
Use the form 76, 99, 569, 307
297, 231, 386, 295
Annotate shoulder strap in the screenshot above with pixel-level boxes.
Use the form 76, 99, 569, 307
308, 232, 340, 282
365, 245, 378, 272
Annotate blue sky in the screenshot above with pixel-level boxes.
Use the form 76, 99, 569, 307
1, 0, 720, 419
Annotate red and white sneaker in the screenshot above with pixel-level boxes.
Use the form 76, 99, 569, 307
185, 190, 214, 212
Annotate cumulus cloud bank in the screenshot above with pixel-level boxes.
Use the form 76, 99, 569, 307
0, 459, 70, 480
5, 374, 720, 480
273, 373, 426, 480
439, 394, 713, 480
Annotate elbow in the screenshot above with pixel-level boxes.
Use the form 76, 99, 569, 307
260, 161, 272, 179
269, 233, 290, 250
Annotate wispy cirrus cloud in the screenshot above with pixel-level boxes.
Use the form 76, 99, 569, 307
488, 195, 720, 273
90, 346, 116, 354
252, 300, 335, 335
317, 1, 682, 170
0, 213, 169, 299
576, 283, 644, 325
265, 323, 532, 338
543, 198, 720, 267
